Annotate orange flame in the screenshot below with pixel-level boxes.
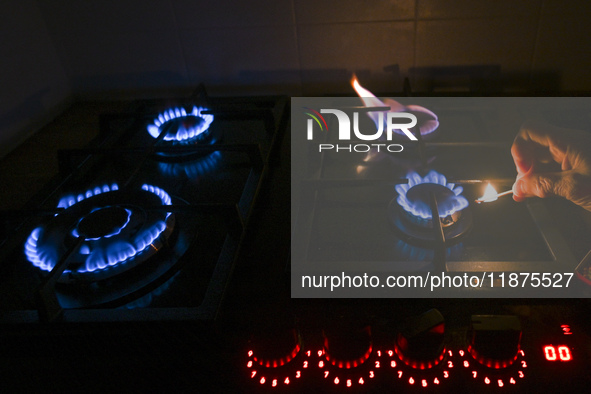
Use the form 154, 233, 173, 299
350, 76, 439, 135
351, 76, 440, 174
478, 183, 498, 203
350, 76, 403, 127
351, 76, 384, 106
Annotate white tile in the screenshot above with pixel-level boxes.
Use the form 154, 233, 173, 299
7, 36, 69, 101
37, 0, 177, 34
172, 0, 294, 28
60, 30, 188, 90
534, 12, 591, 91
541, 0, 591, 15
180, 26, 300, 90
0, 0, 70, 118
298, 22, 414, 94
0, 0, 47, 39
0, 32, 70, 159
294, 0, 415, 24
417, 0, 540, 19
416, 17, 537, 70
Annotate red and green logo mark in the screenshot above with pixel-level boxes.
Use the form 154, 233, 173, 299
303, 107, 328, 132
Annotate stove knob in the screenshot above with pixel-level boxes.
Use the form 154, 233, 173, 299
395, 309, 446, 369
250, 327, 302, 368
467, 315, 522, 369
323, 325, 372, 368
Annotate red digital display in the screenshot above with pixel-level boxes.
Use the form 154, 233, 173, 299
561, 325, 573, 335
544, 345, 572, 361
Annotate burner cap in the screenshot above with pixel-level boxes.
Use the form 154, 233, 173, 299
25, 184, 176, 283
147, 106, 214, 144
405, 183, 455, 212
403, 183, 462, 229
389, 182, 473, 248
164, 115, 204, 140
389, 199, 472, 248
179, 115, 201, 130
148, 107, 220, 162
76, 206, 130, 240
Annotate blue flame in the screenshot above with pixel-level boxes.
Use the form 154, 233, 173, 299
133, 221, 167, 252
395, 171, 468, 219
141, 184, 172, 218
83, 240, 138, 272
25, 227, 58, 271
25, 183, 173, 274
71, 207, 132, 240
158, 151, 221, 178
147, 106, 214, 142
58, 183, 118, 209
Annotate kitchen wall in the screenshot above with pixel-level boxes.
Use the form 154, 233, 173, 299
35, 0, 591, 97
1, 0, 590, 155
0, 1, 70, 157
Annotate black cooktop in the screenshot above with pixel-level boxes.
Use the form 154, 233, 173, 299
0, 88, 289, 321
1, 89, 591, 393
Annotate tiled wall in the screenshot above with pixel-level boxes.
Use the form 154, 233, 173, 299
2, 0, 590, 155
34, 0, 591, 97
0, 1, 70, 157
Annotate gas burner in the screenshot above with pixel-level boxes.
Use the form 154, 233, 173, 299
147, 106, 219, 161
123, 271, 178, 309
352, 78, 439, 140
25, 183, 174, 283
157, 151, 222, 179
388, 171, 472, 247
147, 106, 213, 143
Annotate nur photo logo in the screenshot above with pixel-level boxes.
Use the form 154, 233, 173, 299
303, 106, 418, 153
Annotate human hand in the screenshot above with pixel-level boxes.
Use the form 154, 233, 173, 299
511, 120, 591, 211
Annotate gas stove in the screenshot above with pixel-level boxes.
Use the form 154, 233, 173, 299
0, 86, 289, 324
280, 92, 591, 392
291, 95, 591, 298
1, 86, 591, 392
234, 299, 591, 393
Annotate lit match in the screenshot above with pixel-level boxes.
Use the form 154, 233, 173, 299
475, 183, 514, 203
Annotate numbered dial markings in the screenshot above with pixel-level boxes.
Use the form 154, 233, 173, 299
317, 348, 378, 388
247, 348, 304, 387
458, 348, 527, 387
381, 348, 453, 388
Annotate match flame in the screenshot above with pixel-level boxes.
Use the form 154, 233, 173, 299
351, 76, 405, 129
351, 76, 440, 173
478, 183, 498, 203
351, 76, 439, 136
351, 77, 388, 109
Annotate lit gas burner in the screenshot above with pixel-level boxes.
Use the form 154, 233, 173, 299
25, 183, 175, 283
396, 171, 468, 222
147, 106, 219, 161
147, 106, 213, 143
388, 171, 472, 247
351, 77, 439, 139
351, 77, 439, 166
157, 151, 222, 179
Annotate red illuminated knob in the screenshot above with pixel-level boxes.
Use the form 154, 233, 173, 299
394, 309, 446, 369
250, 327, 302, 368
323, 326, 372, 369
467, 315, 522, 369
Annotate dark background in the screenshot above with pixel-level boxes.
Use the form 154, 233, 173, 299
1, 1, 591, 392
2, 0, 591, 157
